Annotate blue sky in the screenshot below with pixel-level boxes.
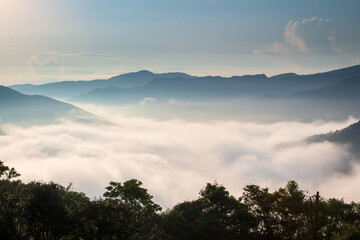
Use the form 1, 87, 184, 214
1, 0, 359, 84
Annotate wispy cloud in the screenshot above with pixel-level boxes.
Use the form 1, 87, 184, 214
253, 41, 289, 55
27, 51, 124, 77
28, 54, 59, 68
36, 51, 123, 58
28, 51, 123, 67
139, 97, 157, 105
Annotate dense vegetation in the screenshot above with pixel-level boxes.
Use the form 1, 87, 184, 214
1, 161, 359, 240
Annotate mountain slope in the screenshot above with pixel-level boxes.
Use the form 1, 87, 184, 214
291, 77, 360, 100
0, 86, 96, 126
307, 120, 360, 153
270, 64, 360, 86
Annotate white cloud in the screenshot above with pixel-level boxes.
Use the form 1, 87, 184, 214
0, 108, 359, 207
255, 16, 335, 55
284, 20, 307, 53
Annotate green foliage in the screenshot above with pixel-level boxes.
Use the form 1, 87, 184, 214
104, 179, 163, 240
273, 180, 308, 240
331, 223, 360, 240
323, 199, 360, 239
241, 180, 351, 240
20, 182, 68, 239
104, 179, 161, 214
0, 160, 359, 240
162, 182, 256, 240
242, 183, 280, 239
0, 179, 22, 239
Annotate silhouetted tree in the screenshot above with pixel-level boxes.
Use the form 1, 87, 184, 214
0, 160, 359, 240
242, 184, 280, 239
163, 182, 256, 240
104, 179, 162, 240
0, 160, 20, 180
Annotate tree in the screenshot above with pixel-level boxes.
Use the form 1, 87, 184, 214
163, 182, 255, 240
242, 184, 280, 240
0, 160, 21, 239
104, 179, 162, 240
19, 182, 69, 240
0, 160, 20, 180
70, 199, 134, 240
323, 199, 360, 240
331, 223, 360, 240
0, 179, 22, 239
273, 180, 308, 240
104, 179, 161, 214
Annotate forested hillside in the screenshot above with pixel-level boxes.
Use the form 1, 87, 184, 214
307, 120, 360, 154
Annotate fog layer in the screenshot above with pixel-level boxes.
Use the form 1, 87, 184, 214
0, 105, 358, 207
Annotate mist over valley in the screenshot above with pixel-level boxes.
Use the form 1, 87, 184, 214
1, 65, 360, 206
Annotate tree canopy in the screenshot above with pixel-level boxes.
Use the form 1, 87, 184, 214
0, 160, 359, 240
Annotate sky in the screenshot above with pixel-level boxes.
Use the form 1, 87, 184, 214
1, 0, 360, 84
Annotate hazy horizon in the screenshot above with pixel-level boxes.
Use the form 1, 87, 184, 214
6, 64, 360, 87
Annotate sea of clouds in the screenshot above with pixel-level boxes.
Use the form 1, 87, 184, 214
0, 105, 359, 208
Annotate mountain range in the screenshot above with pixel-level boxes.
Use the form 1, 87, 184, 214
9, 65, 360, 105
10, 71, 194, 99
71, 65, 360, 105
4, 65, 360, 122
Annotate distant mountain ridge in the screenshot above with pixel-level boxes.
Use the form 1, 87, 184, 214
71, 74, 270, 104
71, 65, 360, 105
7, 65, 360, 107
10, 70, 194, 99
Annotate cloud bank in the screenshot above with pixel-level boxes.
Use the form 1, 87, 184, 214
0, 108, 359, 207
